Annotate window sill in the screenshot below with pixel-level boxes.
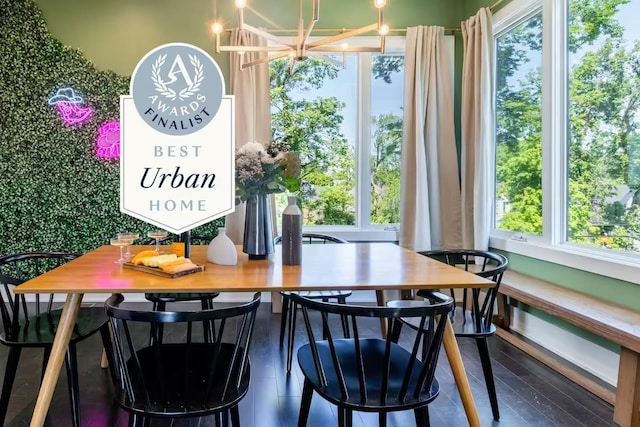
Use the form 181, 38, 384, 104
275, 227, 398, 242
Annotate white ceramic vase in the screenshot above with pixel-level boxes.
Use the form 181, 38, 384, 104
207, 227, 238, 266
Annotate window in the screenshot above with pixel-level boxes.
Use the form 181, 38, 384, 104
269, 37, 404, 240
491, 0, 640, 284
495, 11, 543, 235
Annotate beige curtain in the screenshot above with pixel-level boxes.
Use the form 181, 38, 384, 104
399, 26, 461, 251
224, 30, 272, 244
461, 8, 494, 250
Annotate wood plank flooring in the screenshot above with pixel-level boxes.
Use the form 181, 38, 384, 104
1, 303, 615, 426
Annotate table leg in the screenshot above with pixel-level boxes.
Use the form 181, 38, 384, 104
442, 316, 481, 427
30, 293, 83, 427
271, 291, 282, 313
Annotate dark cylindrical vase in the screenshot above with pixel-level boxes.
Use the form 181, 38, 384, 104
282, 195, 302, 265
243, 194, 274, 260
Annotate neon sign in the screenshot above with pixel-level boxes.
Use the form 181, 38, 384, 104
48, 87, 93, 126
96, 121, 120, 159
55, 101, 94, 125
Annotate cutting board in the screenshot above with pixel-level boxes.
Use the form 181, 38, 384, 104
123, 263, 205, 278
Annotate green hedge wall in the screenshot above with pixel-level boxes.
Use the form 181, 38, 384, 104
0, 0, 222, 256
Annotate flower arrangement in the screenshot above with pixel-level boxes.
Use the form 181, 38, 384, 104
235, 141, 301, 203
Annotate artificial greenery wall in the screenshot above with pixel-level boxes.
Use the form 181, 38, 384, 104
0, 0, 222, 256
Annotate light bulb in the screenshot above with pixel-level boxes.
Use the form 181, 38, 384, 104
374, 0, 386, 8
341, 43, 349, 50
238, 50, 246, 56
379, 24, 389, 35
235, 0, 247, 9
211, 22, 223, 34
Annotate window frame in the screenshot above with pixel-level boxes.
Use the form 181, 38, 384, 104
490, 0, 640, 285
271, 36, 407, 241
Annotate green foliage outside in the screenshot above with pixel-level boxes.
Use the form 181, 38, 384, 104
496, 0, 640, 252
0, 0, 221, 256
269, 55, 402, 226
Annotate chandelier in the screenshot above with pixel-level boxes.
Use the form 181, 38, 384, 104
212, 0, 389, 70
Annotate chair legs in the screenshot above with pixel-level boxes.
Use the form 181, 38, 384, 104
279, 294, 290, 348
41, 346, 51, 382
128, 413, 150, 427
476, 337, 500, 420
379, 411, 387, 427
0, 346, 22, 425
337, 406, 352, 427
298, 378, 313, 427
64, 343, 81, 427
230, 405, 241, 427
414, 406, 430, 426
286, 300, 298, 372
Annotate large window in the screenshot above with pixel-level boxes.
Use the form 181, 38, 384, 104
269, 38, 404, 239
492, 0, 640, 283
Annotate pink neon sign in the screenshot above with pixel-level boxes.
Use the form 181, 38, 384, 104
96, 121, 120, 159
55, 101, 94, 126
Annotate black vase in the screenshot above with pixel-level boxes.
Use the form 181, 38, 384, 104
243, 194, 274, 260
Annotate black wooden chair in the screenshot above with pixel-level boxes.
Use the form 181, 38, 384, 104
100, 292, 262, 426
274, 233, 351, 372
0, 251, 108, 427
388, 249, 508, 421
143, 234, 220, 329
289, 291, 454, 427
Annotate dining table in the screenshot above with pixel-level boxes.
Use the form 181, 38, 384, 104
15, 242, 494, 427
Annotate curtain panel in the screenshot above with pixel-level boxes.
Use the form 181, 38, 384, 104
399, 26, 461, 251
224, 30, 271, 245
461, 8, 494, 250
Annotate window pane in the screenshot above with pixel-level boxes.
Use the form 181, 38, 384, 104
370, 55, 403, 225
567, 0, 640, 253
494, 13, 543, 235
270, 56, 356, 226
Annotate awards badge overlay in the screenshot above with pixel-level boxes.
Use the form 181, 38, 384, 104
120, 43, 235, 233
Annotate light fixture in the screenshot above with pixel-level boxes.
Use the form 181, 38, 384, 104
212, 0, 387, 70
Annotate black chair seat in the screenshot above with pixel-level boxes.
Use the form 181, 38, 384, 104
281, 290, 353, 299
123, 343, 250, 418
145, 292, 221, 303
0, 306, 106, 346
298, 338, 440, 412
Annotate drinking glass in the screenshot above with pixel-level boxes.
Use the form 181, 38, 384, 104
110, 237, 133, 264
117, 232, 140, 261
147, 230, 168, 253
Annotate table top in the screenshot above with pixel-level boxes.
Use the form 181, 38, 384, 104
15, 243, 493, 294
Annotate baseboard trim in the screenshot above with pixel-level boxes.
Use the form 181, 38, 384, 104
496, 328, 616, 405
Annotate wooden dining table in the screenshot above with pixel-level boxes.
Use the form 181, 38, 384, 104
16, 243, 493, 427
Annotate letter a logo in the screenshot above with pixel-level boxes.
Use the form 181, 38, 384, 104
166, 54, 193, 87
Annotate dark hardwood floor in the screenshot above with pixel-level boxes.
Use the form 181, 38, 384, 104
1, 302, 614, 426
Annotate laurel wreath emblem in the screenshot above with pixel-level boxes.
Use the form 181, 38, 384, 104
151, 54, 204, 101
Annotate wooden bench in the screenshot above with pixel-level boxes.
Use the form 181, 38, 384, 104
495, 271, 640, 427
